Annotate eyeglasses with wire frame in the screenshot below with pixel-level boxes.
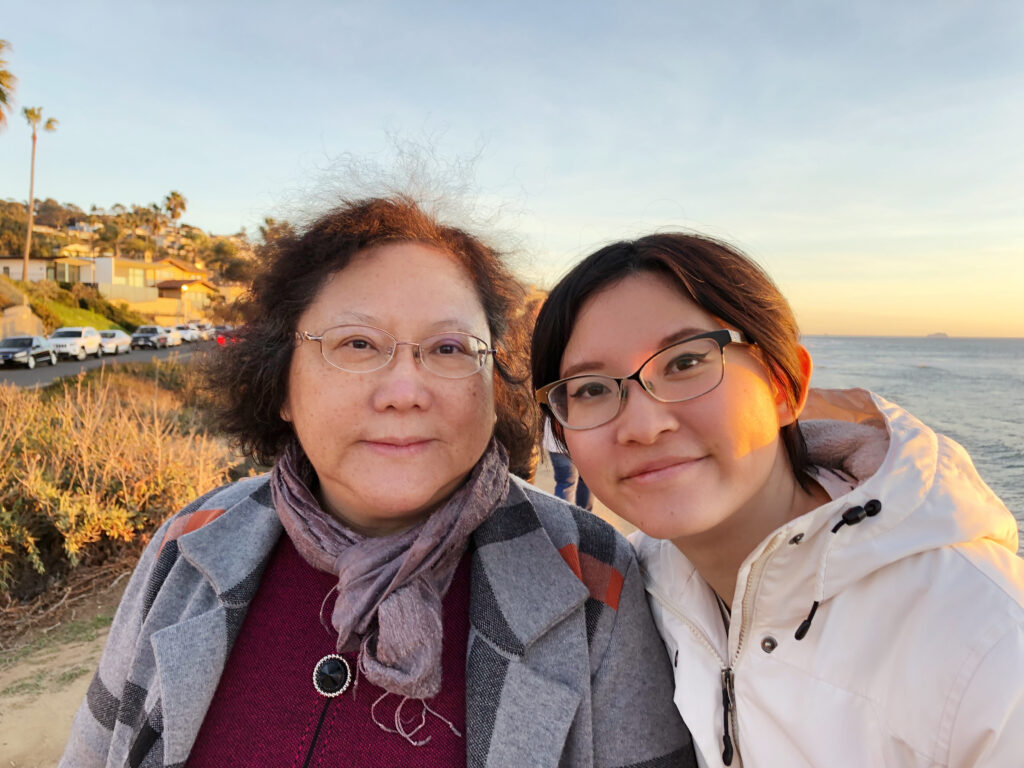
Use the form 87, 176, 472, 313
298, 324, 495, 379
536, 329, 747, 430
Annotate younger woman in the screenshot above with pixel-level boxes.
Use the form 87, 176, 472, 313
531, 233, 1024, 768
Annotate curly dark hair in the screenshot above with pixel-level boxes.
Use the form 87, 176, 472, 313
531, 232, 812, 489
204, 196, 540, 478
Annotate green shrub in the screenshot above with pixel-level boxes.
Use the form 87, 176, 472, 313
34, 299, 121, 332
0, 367, 238, 600
27, 280, 76, 307
27, 298, 63, 333
69, 285, 148, 332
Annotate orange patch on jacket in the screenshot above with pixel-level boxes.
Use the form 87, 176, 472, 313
558, 543, 624, 611
159, 508, 227, 554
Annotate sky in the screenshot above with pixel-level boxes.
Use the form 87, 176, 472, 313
1, 0, 1021, 337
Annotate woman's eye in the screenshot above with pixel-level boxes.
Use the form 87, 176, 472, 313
568, 380, 613, 400
429, 337, 470, 356
665, 353, 706, 375
340, 337, 378, 352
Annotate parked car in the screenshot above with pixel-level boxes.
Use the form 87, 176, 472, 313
0, 335, 57, 368
163, 327, 183, 347
49, 327, 103, 360
174, 323, 200, 343
131, 325, 168, 349
195, 322, 215, 341
215, 325, 240, 345
99, 329, 133, 355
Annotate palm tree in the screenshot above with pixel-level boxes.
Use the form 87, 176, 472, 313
21, 107, 59, 280
163, 191, 187, 252
0, 40, 16, 131
132, 204, 161, 258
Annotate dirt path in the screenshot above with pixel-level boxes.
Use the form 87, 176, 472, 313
0, 463, 631, 767
0, 572, 129, 767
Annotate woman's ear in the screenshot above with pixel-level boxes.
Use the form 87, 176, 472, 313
775, 345, 814, 426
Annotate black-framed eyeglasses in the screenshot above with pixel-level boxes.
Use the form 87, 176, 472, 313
536, 329, 746, 430
298, 324, 495, 379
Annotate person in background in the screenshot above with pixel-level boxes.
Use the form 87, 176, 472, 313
531, 232, 1024, 768
59, 198, 694, 767
543, 416, 592, 510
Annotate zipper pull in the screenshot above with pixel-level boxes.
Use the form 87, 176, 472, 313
720, 668, 735, 765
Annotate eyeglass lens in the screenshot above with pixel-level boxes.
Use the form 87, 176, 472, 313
318, 325, 489, 378
547, 336, 724, 429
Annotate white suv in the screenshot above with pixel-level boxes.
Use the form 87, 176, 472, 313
174, 323, 200, 343
49, 326, 103, 360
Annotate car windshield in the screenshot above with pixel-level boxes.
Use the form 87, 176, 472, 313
101, 331, 116, 338
137, 327, 159, 334
1, 337, 32, 347
52, 330, 82, 338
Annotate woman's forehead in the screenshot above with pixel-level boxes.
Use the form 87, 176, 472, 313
561, 274, 718, 374
303, 243, 488, 333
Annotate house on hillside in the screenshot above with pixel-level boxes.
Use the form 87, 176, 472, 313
0, 249, 235, 324
157, 278, 219, 319
0, 254, 94, 283
154, 256, 207, 283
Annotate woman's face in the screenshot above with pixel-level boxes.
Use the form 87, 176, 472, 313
559, 272, 799, 545
281, 242, 496, 536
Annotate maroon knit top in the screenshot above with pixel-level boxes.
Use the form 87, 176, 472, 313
188, 534, 471, 767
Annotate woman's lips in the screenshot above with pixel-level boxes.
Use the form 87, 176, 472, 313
363, 438, 435, 456
622, 456, 704, 484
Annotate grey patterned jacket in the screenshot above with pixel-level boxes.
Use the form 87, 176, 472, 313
59, 474, 695, 767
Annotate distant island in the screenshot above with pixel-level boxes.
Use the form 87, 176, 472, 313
926, 332, 950, 338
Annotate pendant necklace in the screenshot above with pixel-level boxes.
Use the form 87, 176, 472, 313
314, 584, 353, 699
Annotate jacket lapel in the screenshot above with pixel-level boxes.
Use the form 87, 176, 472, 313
152, 486, 281, 761
468, 481, 590, 766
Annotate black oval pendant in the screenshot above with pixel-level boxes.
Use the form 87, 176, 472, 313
312, 654, 352, 698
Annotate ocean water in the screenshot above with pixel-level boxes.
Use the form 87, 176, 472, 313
803, 336, 1024, 552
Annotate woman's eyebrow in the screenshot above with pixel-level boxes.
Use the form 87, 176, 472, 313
658, 326, 713, 348
423, 318, 479, 334
326, 311, 375, 325
321, 314, 480, 335
560, 326, 714, 379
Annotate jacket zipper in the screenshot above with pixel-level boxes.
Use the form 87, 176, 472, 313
645, 531, 785, 767
720, 668, 737, 765
646, 581, 736, 764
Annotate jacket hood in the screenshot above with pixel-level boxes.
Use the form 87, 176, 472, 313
636, 388, 1017, 627
798, 388, 1016, 603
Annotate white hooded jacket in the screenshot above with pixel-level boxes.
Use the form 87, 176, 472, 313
633, 388, 1024, 768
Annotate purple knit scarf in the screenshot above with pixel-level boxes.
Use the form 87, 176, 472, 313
270, 437, 509, 699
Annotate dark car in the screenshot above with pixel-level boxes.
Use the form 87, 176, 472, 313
131, 325, 168, 349
214, 325, 240, 345
0, 335, 57, 369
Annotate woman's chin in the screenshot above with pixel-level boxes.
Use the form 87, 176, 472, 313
318, 485, 450, 537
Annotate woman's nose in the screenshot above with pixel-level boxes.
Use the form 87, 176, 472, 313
371, 345, 433, 411
613, 380, 679, 445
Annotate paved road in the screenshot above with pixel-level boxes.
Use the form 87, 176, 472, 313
0, 342, 209, 389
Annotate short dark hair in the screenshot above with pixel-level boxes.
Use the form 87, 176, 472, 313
530, 233, 812, 487
205, 196, 539, 478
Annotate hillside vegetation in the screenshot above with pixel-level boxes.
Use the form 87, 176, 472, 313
0, 359, 240, 601
0, 275, 149, 333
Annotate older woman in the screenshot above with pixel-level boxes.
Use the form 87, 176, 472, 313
59, 198, 694, 768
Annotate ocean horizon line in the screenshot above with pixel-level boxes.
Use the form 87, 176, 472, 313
802, 334, 1023, 341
